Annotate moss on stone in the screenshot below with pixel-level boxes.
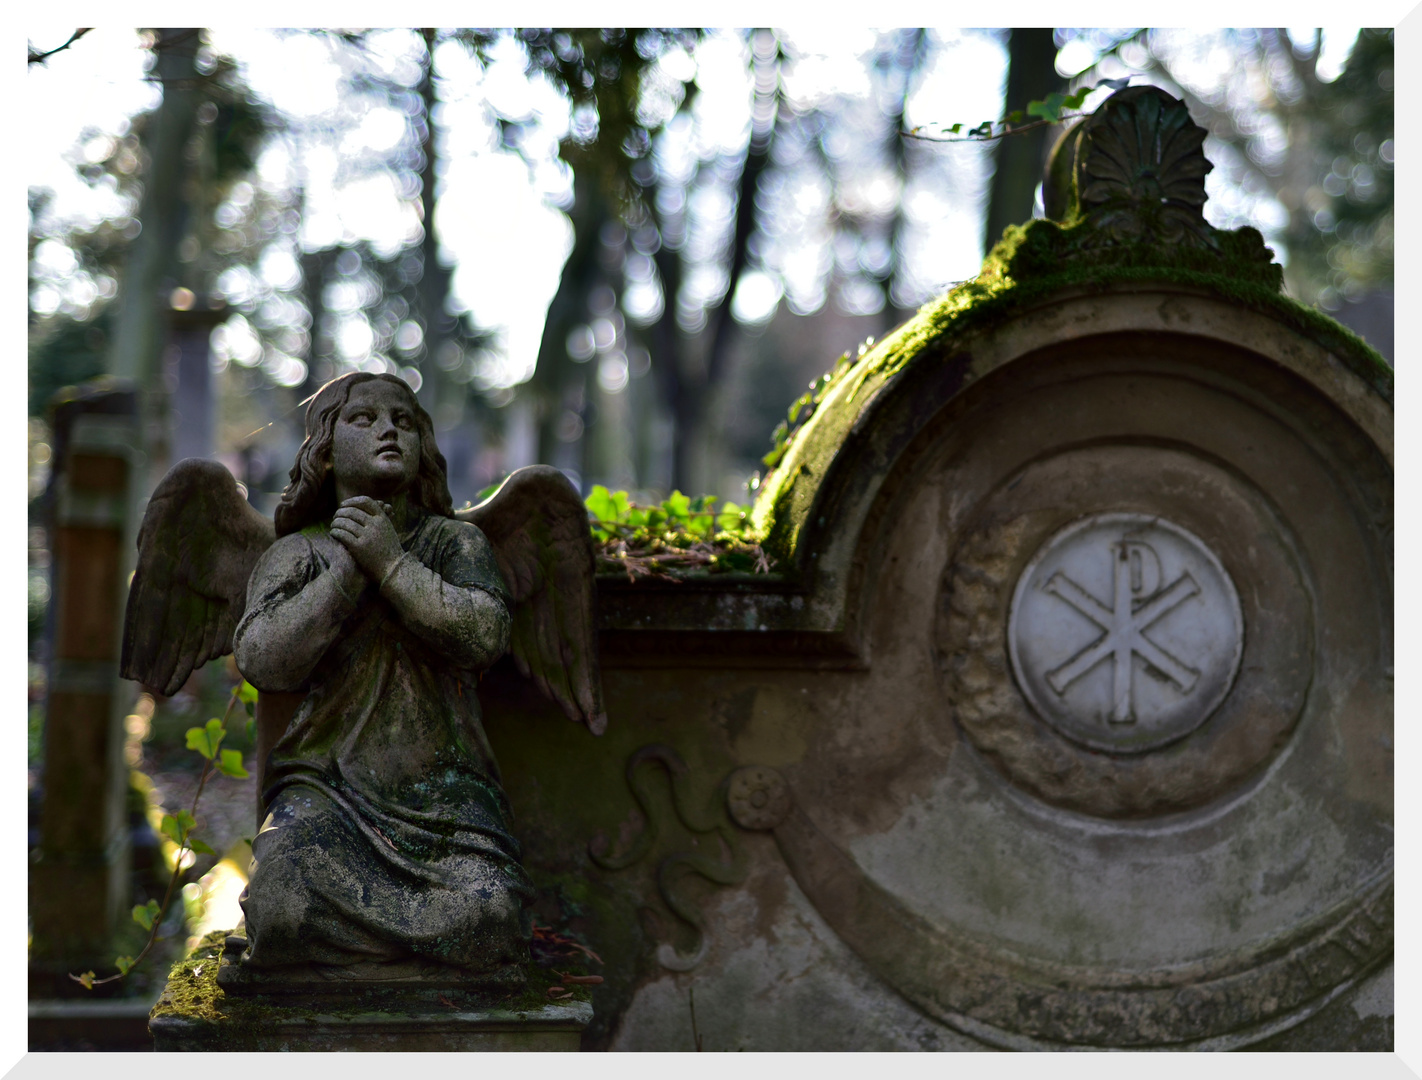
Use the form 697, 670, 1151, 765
150, 931, 232, 1024
750, 214, 1391, 569
149, 930, 591, 1030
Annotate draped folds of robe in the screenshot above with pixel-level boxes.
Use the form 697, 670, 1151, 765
228, 512, 533, 982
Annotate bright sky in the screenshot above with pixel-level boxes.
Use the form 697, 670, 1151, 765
26, 28, 1015, 390
24, 27, 1371, 389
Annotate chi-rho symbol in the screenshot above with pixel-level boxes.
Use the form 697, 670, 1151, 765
1008, 514, 1243, 753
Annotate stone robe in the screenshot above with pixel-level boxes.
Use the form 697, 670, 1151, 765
228, 512, 532, 984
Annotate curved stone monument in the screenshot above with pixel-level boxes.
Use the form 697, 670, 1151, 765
479, 86, 1392, 1050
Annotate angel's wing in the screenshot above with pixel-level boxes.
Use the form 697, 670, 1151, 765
459, 465, 607, 735
121, 458, 275, 697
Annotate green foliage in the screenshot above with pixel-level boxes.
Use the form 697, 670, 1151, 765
132, 899, 162, 932
74, 683, 252, 990
762, 347, 861, 471
185, 719, 225, 760
161, 809, 198, 846
587, 486, 751, 542
28, 314, 109, 417
911, 77, 1131, 142
217, 748, 248, 779
584, 485, 771, 578
506, 29, 701, 208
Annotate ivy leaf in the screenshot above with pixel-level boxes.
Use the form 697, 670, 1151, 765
585, 484, 618, 523
716, 502, 744, 532
246, 717, 257, 744
185, 718, 225, 760
132, 900, 161, 931
217, 749, 249, 779
762, 444, 788, 470
1027, 92, 1070, 122
1097, 76, 1132, 91
1004, 109, 1026, 125
948, 123, 963, 134
235, 680, 259, 706
188, 838, 217, 856
1062, 87, 1091, 111
115, 956, 135, 976
161, 810, 197, 844
664, 491, 690, 521
77, 971, 95, 990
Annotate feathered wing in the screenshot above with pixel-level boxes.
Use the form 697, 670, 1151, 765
121, 458, 276, 697
458, 465, 607, 735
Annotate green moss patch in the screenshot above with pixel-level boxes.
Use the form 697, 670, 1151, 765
149, 931, 592, 1029
749, 214, 1391, 569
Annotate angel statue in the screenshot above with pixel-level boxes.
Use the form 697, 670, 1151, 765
121, 372, 605, 995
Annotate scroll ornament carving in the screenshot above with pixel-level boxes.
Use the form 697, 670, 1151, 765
713, 766, 1393, 1048
589, 745, 747, 971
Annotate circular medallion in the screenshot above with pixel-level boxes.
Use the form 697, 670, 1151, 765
726, 766, 791, 830
935, 443, 1312, 819
1008, 514, 1243, 754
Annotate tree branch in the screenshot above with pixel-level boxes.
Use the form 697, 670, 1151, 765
28, 29, 92, 65
903, 114, 1085, 144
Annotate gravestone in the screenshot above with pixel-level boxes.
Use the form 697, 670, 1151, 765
30, 381, 142, 994
477, 87, 1392, 1050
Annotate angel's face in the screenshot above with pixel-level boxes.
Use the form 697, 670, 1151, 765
329, 381, 421, 498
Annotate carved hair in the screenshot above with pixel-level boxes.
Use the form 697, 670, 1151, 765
274, 372, 453, 537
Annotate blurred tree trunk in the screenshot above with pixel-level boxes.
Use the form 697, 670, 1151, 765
882, 28, 931, 332
416, 28, 454, 422
643, 31, 778, 494
105, 28, 202, 476
529, 169, 608, 468
298, 245, 329, 402
982, 28, 1063, 252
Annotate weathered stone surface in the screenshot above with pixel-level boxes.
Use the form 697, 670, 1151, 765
482, 88, 1391, 1050
483, 280, 1390, 1049
152, 936, 590, 1051
121, 373, 606, 1004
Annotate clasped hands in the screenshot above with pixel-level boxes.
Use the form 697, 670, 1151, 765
329, 496, 405, 594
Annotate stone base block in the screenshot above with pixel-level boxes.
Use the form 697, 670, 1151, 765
151, 1001, 591, 1051
151, 933, 592, 1051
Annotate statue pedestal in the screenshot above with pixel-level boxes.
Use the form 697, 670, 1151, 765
150, 933, 591, 1051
